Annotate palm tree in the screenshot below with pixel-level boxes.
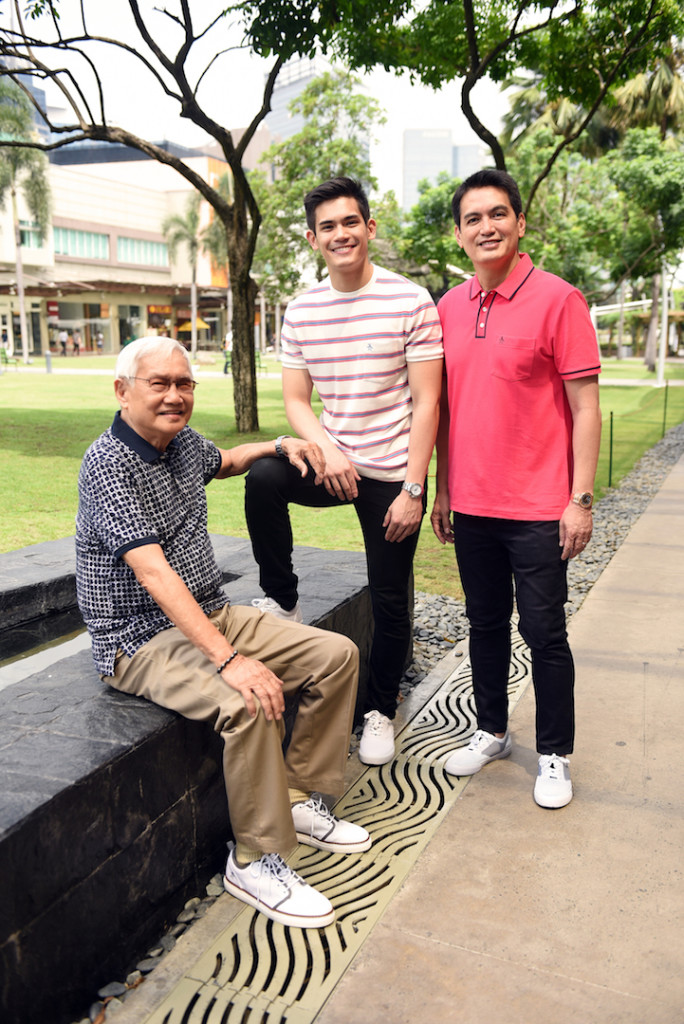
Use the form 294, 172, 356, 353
501, 73, 621, 158
200, 172, 234, 345
611, 45, 684, 139
162, 192, 202, 358
0, 81, 50, 363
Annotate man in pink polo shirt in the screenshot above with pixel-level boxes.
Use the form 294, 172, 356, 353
432, 169, 601, 809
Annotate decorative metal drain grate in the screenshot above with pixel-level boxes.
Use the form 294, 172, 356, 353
147, 635, 532, 1024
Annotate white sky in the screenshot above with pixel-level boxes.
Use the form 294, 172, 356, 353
3, 1, 506, 201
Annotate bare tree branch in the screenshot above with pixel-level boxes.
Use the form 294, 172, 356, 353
460, 0, 581, 170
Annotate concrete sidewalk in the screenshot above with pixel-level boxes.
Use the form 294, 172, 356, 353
317, 454, 684, 1024
107, 455, 684, 1024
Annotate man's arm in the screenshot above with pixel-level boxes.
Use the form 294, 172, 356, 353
383, 357, 443, 543
215, 435, 325, 483
282, 366, 361, 500
123, 543, 285, 721
430, 376, 454, 545
559, 375, 602, 560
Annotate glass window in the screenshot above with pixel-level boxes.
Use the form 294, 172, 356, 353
54, 227, 109, 260
19, 220, 44, 248
117, 237, 169, 267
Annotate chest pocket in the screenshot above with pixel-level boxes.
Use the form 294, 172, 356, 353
490, 335, 536, 382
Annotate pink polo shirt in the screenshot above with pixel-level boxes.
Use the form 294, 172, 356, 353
438, 253, 601, 521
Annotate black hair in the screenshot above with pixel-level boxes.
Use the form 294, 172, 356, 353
451, 169, 523, 225
303, 177, 371, 232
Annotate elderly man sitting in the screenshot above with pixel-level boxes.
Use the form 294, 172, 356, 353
75, 336, 370, 929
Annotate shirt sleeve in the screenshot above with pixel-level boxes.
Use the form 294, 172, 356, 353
405, 288, 444, 363
78, 449, 160, 560
280, 303, 308, 371
554, 289, 602, 379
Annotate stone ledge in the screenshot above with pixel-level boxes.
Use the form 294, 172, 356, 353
0, 536, 372, 1024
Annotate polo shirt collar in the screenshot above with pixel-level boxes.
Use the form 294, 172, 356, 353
111, 410, 181, 463
468, 252, 534, 301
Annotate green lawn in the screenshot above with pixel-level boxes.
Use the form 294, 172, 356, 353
2, 357, 683, 598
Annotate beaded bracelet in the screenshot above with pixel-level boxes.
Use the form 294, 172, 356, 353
216, 649, 239, 674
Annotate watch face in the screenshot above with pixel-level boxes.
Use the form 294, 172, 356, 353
404, 482, 422, 498
577, 492, 593, 508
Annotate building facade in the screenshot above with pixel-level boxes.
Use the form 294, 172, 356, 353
0, 143, 232, 358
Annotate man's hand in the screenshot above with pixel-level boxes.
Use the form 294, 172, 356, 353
320, 444, 361, 501
279, 437, 325, 485
559, 502, 593, 561
219, 654, 285, 720
383, 489, 423, 543
430, 492, 454, 545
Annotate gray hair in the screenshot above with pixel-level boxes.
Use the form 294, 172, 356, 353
115, 336, 192, 381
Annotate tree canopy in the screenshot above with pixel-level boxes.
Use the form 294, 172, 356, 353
250, 69, 385, 299
242, 0, 683, 214
0, 0, 287, 430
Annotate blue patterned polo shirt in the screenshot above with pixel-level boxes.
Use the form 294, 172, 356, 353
76, 412, 227, 676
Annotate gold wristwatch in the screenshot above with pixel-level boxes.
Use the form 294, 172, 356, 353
572, 491, 593, 510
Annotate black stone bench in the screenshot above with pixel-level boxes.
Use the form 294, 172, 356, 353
0, 537, 372, 1024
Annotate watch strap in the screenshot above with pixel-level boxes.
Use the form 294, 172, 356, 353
275, 435, 291, 458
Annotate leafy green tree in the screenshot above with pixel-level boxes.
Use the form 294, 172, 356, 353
400, 173, 466, 300
162, 193, 202, 358
606, 129, 684, 369
250, 69, 385, 298
244, 0, 683, 216
0, 80, 50, 363
611, 42, 684, 139
368, 189, 405, 275
0, 1, 295, 431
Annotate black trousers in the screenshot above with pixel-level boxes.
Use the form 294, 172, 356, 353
452, 513, 574, 755
245, 457, 425, 719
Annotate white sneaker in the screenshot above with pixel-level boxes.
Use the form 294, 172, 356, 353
292, 793, 371, 853
251, 596, 303, 623
444, 729, 512, 776
534, 754, 573, 808
358, 710, 395, 766
223, 844, 334, 928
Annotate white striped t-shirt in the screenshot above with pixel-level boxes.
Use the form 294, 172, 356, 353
281, 265, 443, 481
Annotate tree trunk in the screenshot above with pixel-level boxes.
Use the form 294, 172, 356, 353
190, 272, 198, 358
11, 185, 30, 364
644, 272, 659, 372
228, 239, 259, 432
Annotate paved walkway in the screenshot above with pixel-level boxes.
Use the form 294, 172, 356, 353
103, 454, 684, 1024
314, 452, 684, 1024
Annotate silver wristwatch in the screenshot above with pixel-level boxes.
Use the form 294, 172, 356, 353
275, 434, 291, 458
402, 481, 423, 499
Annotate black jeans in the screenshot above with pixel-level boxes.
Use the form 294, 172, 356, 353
452, 513, 574, 755
245, 457, 425, 719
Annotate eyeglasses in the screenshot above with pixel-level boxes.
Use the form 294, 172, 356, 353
127, 376, 198, 394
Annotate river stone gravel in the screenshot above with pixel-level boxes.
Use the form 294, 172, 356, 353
71, 420, 684, 1023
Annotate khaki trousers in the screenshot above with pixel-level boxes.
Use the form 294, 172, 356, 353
104, 604, 359, 853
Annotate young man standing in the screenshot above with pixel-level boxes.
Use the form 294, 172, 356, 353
245, 177, 443, 766
432, 169, 601, 809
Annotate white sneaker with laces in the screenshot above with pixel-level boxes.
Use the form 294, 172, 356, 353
358, 710, 395, 765
444, 728, 512, 776
223, 844, 335, 928
534, 754, 573, 808
251, 596, 303, 623
292, 793, 371, 853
